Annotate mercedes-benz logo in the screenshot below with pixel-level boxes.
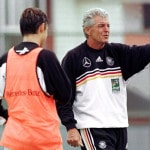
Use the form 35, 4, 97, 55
82, 57, 91, 68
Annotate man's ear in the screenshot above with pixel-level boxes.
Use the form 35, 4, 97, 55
85, 27, 91, 36
38, 23, 45, 33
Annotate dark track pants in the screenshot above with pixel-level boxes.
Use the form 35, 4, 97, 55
80, 128, 128, 150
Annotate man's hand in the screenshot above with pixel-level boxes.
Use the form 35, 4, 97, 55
67, 128, 83, 147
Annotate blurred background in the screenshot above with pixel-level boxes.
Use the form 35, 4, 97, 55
0, 0, 150, 149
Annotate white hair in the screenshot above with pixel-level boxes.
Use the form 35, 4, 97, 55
83, 8, 109, 28
82, 8, 109, 38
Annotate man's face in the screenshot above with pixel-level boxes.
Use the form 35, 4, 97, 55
86, 16, 110, 44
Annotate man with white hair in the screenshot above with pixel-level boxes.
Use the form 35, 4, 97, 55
57, 8, 150, 150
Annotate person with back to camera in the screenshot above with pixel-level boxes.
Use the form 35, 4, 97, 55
0, 7, 72, 150
56, 8, 150, 150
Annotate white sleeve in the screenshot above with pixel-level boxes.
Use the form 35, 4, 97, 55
0, 63, 6, 97
37, 66, 47, 93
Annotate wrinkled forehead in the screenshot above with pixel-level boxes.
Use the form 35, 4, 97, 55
93, 15, 109, 24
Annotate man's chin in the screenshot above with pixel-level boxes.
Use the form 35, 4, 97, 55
103, 41, 108, 44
